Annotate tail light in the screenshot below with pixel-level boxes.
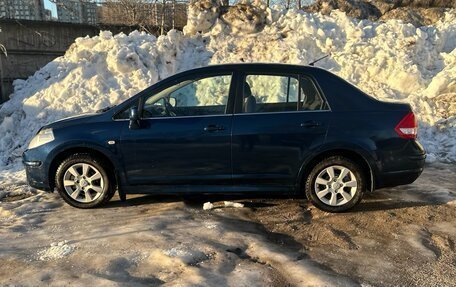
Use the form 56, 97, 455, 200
395, 112, 417, 139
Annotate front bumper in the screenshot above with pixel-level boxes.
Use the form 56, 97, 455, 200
23, 149, 52, 191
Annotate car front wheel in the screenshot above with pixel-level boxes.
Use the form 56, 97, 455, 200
305, 156, 365, 212
55, 154, 115, 208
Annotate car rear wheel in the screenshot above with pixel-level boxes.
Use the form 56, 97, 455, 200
55, 154, 115, 208
305, 156, 365, 212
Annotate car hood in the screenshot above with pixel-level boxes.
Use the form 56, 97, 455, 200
45, 113, 100, 129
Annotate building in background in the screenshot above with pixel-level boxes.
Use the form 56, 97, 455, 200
0, 0, 46, 20
55, 0, 81, 23
1, 0, 185, 28
56, 0, 98, 24
43, 8, 53, 21
82, 1, 97, 25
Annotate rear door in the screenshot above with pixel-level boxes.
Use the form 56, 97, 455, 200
231, 71, 330, 189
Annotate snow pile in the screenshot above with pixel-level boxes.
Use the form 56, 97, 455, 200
203, 201, 244, 210
203, 202, 214, 210
221, 2, 268, 34
0, 4, 455, 194
37, 240, 75, 261
163, 247, 209, 265
188, 5, 456, 162
184, 0, 221, 35
0, 29, 212, 167
224, 201, 244, 208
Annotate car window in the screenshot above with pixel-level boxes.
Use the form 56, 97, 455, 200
142, 75, 232, 118
300, 76, 328, 111
113, 102, 138, 120
242, 74, 299, 113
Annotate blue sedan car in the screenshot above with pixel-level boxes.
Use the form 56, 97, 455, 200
23, 64, 426, 212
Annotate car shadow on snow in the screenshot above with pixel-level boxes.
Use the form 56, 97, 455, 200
352, 188, 454, 213
102, 193, 286, 209
101, 188, 452, 214
352, 195, 442, 213
99, 164, 456, 213
102, 194, 184, 208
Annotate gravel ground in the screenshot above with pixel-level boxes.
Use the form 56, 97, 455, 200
0, 164, 455, 286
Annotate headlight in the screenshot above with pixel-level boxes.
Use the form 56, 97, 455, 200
28, 128, 54, 149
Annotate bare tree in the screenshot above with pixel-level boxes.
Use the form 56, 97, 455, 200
97, 0, 187, 33
172, 0, 176, 29
0, 26, 6, 103
100, 0, 151, 26
160, 0, 166, 34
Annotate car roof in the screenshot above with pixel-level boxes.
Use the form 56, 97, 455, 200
183, 62, 320, 73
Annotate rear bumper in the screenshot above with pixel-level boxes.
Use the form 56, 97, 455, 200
376, 167, 424, 189
376, 152, 425, 189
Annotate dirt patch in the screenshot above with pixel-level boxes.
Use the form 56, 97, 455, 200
1, 193, 33, 202
0, 164, 454, 286
246, 164, 456, 286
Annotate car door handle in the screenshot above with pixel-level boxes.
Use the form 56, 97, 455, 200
300, 121, 321, 128
204, 125, 225, 132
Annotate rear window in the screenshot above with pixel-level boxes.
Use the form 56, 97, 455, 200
241, 74, 328, 114
300, 76, 328, 111
243, 74, 299, 113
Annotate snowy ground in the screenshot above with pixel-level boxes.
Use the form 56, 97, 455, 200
1, 163, 455, 286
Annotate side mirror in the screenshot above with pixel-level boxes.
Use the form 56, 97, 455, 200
129, 106, 140, 130
169, 97, 176, 107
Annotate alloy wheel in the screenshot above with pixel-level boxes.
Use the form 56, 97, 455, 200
314, 165, 358, 206
63, 163, 104, 203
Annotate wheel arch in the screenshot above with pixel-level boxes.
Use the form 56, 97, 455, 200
48, 146, 118, 190
297, 148, 376, 194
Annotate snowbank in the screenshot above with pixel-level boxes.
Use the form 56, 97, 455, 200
0, 30, 212, 166
0, 5, 455, 195
37, 240, 76, 261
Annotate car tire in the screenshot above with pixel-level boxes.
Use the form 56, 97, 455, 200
55, 153, 115, 208
305, 156, 365, 212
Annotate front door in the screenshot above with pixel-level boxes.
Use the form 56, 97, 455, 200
120, 73, 235, 186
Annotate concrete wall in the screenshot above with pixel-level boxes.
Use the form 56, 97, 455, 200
0, 19, 159, 102
0, 19, 100, 102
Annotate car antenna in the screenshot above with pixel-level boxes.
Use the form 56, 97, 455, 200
308, 54, 330, 66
